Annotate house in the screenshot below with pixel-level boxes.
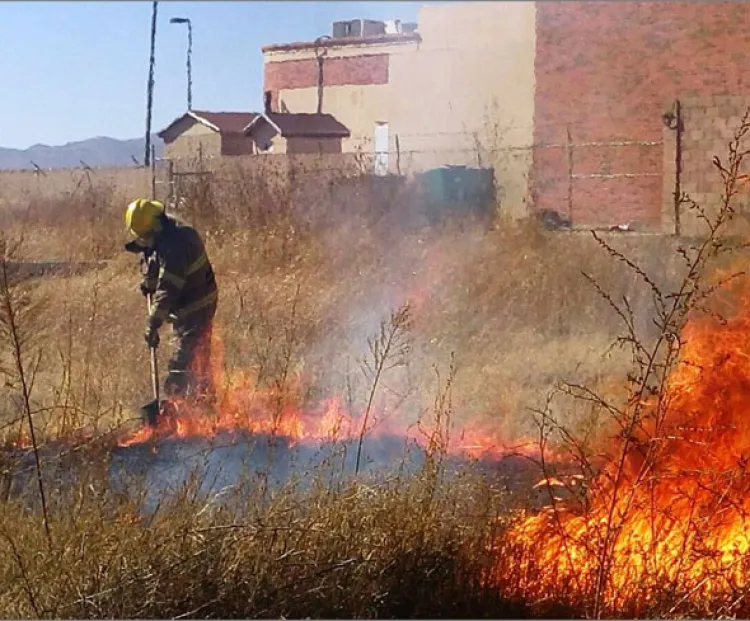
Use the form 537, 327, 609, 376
243, 110, 350, 154
157, 110, 259, 160
261, 2, 536, 219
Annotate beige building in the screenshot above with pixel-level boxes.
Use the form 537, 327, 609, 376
244, 111, 351, 154
158, 110, 258, 160
262, 2, 537, 218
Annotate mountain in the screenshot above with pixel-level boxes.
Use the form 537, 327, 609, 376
0, 135, 165, 171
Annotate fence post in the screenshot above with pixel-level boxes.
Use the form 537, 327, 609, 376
150, 144, 157, 200
395, 134, 401, 176
673, 99, 683, 236
167, 159, 175, 208
566, 125, 574, 225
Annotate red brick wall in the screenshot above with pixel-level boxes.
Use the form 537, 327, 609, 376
264, 54, 389, 111
534, 1, 750, 229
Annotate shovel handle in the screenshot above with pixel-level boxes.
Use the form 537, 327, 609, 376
146, 292, 160, 403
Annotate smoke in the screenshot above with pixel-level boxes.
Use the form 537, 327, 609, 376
4, 432, 542, 516
300, 201, 493, 426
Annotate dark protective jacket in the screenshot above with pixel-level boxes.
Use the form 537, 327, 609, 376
143, 215, 218, 329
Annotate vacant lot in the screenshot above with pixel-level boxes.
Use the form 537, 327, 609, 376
2, 163, 743, 618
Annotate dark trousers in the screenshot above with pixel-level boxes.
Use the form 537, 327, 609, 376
164, 302, 217, 403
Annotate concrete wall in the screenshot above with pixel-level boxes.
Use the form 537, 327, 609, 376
533, 1, 750, 231
286, 137, 343, 154
262, 2, 537, 219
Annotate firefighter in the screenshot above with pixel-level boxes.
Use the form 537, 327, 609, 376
124, 198, 218, 406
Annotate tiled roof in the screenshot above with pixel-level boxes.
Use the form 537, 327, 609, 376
190, 111, 259, 134
246, 113, 351, 138
157, 110, 259, 139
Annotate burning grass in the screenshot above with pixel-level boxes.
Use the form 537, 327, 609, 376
4, 126, 750, 617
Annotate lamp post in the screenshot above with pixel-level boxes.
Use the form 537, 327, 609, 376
314, 35, 331, 114
170, 16, 192, 110
145, 0, 158, 168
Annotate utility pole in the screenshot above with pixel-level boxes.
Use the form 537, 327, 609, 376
170, 17, 193, 110
145, 0, 158, 168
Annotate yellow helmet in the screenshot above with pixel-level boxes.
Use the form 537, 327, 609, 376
125, 199, 165, 239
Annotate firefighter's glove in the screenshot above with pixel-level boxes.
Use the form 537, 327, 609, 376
145, 322, 161, 349
140, 278, 157, 297
139, 254, 159, 297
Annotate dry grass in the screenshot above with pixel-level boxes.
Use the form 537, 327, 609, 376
0, 157, 708, 618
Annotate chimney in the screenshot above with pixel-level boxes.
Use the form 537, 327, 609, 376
264, 91, 273, 114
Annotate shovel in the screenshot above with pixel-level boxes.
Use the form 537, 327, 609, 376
140, 292, 162, 427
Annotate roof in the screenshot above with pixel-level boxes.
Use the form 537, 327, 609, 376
262, 32, 421, 53
244, 113, 351, 138
157, 110, 260, 139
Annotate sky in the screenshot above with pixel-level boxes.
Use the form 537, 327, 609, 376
0, 0, 427, 149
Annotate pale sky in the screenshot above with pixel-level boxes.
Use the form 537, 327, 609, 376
0, 1, 430, 149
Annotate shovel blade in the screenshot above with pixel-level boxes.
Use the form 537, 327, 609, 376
140, 399, 162, 427
139, 399, 178, 428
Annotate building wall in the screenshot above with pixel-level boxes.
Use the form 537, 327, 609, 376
264, 40, 416, 153
671, 95, 750, 237
265, 54, 389, 95
262, 2, 537, 219
274, 84, 389, 152
249, 122, 288, 155
220, 133, 256, 157
533, 1, 750, 230
286, 137, 343, 154
163, 119, 222, 160
389, 2, 536, 219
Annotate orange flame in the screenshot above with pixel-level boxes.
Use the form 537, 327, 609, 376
497, 275, 750, 613
115, 330, 534, 463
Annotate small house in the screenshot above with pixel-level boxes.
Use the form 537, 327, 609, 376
243, 112, 350, 155
158, 110, 259, 160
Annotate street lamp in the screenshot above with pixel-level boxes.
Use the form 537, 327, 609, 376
170, 16, 192, 110
313, 35, 331, 114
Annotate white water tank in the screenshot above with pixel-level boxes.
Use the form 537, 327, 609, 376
384, 19, 402, 34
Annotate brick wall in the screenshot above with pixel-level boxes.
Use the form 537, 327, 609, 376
675, 95, 750, 236
264, 54, 389, 111
534, 1, 750, 231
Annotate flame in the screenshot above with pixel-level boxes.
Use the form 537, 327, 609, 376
497, 275, 750, 613
114, 330, 533, 463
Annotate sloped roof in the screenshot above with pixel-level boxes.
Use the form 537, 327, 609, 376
244, 112, 351, 138
158, 110, 260, 140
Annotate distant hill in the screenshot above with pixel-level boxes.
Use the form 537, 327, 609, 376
0, 136, 165, 171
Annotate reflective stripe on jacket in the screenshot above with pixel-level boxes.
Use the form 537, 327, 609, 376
148, 216, 218, 326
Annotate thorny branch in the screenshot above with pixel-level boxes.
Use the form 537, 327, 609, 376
523, 107, 750, 617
